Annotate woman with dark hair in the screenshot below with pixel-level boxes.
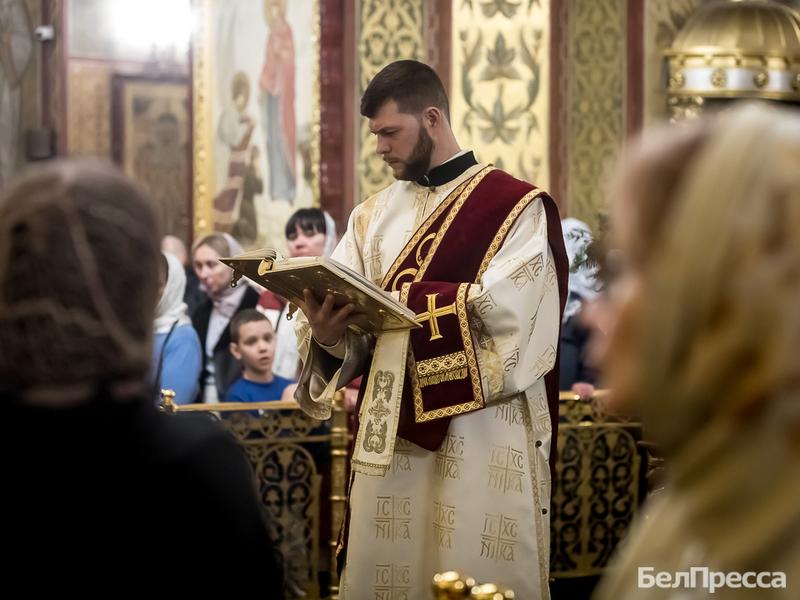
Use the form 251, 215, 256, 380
284, 207, 338, 257
191, 232, 261, 403
258, 207, 337, 380
0, 159, 281, 591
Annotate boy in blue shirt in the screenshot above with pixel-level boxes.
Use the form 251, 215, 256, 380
225, 309, 296, 406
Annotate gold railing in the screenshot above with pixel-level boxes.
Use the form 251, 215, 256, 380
550, 390, 645, 578
161, 389, 643, 591
161, 390, 351, 599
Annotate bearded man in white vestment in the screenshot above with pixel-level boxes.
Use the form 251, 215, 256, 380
294, 60, 568, 599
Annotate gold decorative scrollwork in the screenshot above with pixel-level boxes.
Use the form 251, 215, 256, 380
452, 0, 549, 189
66, 63, 113, 158
550, 392, 645, 578
217, 410, 329, 597
161, 398, 348, 598
566, 0, 625, 231
257, 443, 320, 597
357, 0, 426, 201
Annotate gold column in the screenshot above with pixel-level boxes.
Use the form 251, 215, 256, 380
451, 0, 550, 190
356, 0, 426, 201
566, 0, 625, 230
190, 0, 216, 237
328, 391, 351, 599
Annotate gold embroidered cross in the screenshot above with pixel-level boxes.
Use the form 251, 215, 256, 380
415, 293, 456, 341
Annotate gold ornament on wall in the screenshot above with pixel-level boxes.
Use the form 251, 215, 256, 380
644, 0, 698, 126
451, 0, 549, 189
356, 0, 426, 201
66, 63, 113, 158
565, 0, 625, 231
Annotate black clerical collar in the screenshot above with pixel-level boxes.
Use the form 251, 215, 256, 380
416, 151, 478, 188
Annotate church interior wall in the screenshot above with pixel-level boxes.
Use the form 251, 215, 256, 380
10, 0, 785, 246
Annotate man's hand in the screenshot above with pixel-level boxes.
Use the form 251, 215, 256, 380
298, 289, 363, 347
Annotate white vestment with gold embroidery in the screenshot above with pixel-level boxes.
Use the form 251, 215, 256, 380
295, 163, 559, 600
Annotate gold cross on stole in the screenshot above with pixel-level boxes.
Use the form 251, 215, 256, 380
415, 293, 456, 341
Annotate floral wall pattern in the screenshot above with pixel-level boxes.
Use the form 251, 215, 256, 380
356, 0, 425, 201
451, 0, 550, 190
566, 0, 625, 230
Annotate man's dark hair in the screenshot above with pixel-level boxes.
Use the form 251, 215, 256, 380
285, 207, 326, 239
360, 60, 449, 121
229, 308, 270, 344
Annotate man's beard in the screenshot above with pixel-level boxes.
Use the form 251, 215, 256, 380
395, 127, 433, 181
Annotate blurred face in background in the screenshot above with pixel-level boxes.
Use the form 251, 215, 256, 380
193, 244, 231, 298
286, 225, 326, 258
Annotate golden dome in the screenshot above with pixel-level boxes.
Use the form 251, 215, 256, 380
672, 0, 800, 58
665, 0, 800, 101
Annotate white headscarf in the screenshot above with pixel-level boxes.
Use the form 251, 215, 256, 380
562, 217, 599, 322
206, 233, 251, 318
322, 211, 338, 257
271, 211, 338, 380
154, 252, 192, 334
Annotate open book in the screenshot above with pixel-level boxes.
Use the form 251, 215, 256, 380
220, 248, 421, 333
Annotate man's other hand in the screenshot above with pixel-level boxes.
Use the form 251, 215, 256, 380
299, 289, 363, 347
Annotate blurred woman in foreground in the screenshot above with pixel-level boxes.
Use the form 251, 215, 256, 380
0, 159, 281, 591
596, 104, 800, 599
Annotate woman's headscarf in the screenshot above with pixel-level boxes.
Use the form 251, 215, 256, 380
154, 252, 192, 334
561, 217, 598, 322
0, 159, 160, 390
322, 210, 338, 257
192, 232, 250, 317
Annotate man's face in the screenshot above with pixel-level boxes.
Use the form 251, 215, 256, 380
231, 320, 276, 377
369, 100, 434, 181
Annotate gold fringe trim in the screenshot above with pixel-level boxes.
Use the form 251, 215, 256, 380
416, 350, 467, 377
418, 367, 468, 388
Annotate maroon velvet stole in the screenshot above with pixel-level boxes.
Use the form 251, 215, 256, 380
339, 168, 568, 573
373, 166, 568, 459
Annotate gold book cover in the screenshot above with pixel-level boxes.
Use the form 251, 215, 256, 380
220, 249, 420, 333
